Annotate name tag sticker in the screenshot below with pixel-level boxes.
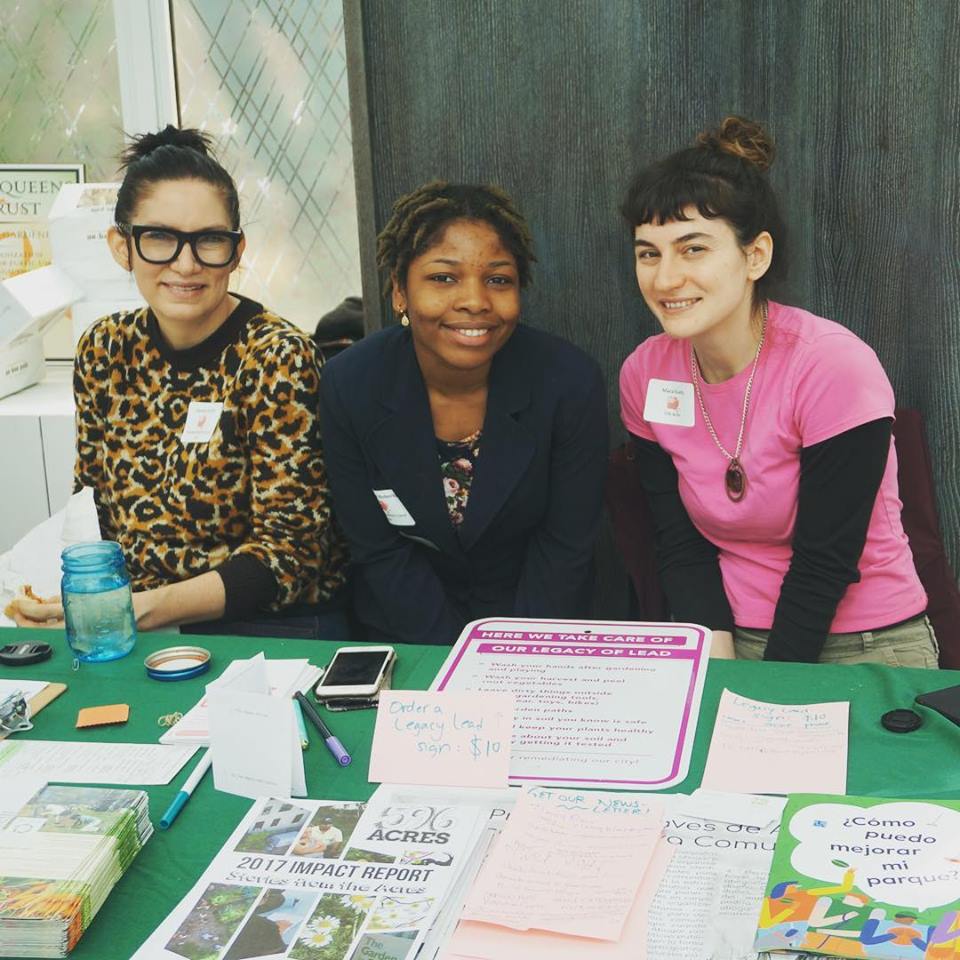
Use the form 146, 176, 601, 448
373, 488, 416, 527
643, 379, 695, 427
180, 401, 224, 444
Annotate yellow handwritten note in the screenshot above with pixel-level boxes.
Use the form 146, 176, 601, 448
368, 690, 514, 788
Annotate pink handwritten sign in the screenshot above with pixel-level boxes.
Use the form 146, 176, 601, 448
369, 690, 514, 789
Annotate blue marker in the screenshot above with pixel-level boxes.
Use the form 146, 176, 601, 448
292, 697, 309, 750
159, 749, 212, 829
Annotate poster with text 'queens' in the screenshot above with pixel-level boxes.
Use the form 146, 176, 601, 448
432, 618, 711, 790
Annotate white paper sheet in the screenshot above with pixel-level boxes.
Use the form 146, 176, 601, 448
676, 789, 787, 829
160, 655, 321, 745
206, 654, 306, 798
0, 679, 49, 703
462, 787, 664, 940
432, 617, 711, 789
647, 795, 781, 960
0, 740, 196, 784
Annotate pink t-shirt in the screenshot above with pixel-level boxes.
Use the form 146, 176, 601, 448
619, 301, 926, 632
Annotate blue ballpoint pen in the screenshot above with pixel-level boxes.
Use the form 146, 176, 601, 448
159, 749, 212, 829
294, 691, 352, 766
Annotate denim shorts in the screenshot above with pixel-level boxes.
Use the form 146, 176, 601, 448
734, 614, 939, 668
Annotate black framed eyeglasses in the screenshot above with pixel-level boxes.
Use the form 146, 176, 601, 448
118, 223, 243, 267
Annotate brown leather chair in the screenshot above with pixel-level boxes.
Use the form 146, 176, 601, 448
606, 408, 960, 667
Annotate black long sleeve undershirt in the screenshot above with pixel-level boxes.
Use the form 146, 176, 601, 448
629, 417, 894, 663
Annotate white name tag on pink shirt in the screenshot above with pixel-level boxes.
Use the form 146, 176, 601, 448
180, 401, 224, 443
643, 379, 695, 427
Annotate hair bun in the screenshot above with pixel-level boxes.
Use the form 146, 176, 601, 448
697, 116, 774, 172
120, 125, 214, 169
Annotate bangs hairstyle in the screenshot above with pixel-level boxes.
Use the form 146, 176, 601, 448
621, 117, 787, 295
376, 180, 536, 297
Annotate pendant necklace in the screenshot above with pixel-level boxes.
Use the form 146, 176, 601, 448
690, 302, 767, 503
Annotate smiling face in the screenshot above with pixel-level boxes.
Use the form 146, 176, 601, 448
632, 207, 771, 346
107, 177, 244, 348
393, 218, 521, 382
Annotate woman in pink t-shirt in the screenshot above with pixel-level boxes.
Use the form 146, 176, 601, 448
618, 117, 936, 666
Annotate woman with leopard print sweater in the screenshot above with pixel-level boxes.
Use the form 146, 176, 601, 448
12, 127, 347, 633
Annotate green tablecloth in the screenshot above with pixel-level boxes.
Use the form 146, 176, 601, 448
1, 628, 959, 959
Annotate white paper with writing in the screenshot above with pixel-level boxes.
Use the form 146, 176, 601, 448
0, 740, 196, 785
462, 786, 664, 940
207, 654, 306, 799
369, 690, 514, 789
700, 689, 849, 796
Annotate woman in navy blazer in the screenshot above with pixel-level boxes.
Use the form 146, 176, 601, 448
320, 182, 608, 645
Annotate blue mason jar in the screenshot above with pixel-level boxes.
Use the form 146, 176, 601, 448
61, 541, 137, 662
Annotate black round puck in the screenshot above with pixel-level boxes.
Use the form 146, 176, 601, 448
881, 708, 922, 733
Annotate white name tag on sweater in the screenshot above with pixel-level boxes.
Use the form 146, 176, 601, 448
374, 488, 416, 526
643, 379, 695, 427
180, 401, 224, 443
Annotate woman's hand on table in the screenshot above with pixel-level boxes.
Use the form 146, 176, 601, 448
710, 629, 736, 659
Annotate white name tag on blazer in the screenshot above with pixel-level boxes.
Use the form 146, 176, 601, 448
643, 379, 695, 427
180, 401, 224, 443
373, 489, 416, 526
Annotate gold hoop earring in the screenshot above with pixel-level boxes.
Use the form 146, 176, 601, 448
400, 312, 410, 327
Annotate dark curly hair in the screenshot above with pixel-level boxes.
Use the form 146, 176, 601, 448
115, 124, 240, 229
376, 181, 536, 300
621, 116, 786, 298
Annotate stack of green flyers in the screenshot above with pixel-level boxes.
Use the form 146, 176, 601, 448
0, 785, 153, 958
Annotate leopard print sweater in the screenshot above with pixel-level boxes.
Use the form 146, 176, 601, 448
73, 296, 347, 615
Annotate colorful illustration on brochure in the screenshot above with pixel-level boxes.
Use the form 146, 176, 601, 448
755, 794, 960, 960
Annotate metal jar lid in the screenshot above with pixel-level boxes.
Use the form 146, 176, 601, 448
144, 646, 211, 681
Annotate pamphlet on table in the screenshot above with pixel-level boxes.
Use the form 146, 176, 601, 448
133, 787, 493, 960
432, 617, 711, 789
755, 794, 960, 959
0, 783, 152, 958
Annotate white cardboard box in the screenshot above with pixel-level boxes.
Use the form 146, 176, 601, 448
49, 182, 134, 302
0, 264, 83, 349
0, 332, 44, 399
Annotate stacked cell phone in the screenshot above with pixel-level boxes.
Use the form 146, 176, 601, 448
313, 645, 396, 711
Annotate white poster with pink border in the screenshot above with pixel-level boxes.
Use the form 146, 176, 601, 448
431, 618, 711, 790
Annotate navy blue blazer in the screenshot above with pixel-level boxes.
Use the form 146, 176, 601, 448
319, 323, 609, 645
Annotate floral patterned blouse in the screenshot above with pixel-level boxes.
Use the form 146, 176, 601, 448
438, 429, 482, 526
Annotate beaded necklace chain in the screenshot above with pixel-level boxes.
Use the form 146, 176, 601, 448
690, 302, 767, 503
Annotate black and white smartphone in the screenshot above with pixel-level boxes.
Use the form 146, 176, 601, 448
314, 646, 395, 700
